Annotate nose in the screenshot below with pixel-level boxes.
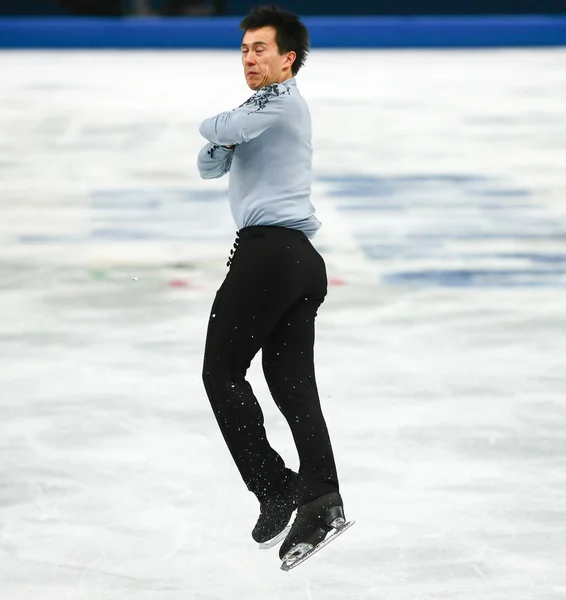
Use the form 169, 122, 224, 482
244, 53, 257, 66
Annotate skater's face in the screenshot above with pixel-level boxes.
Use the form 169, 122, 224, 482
241, 27, 296, 91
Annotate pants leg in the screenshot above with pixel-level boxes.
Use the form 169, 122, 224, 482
262, 298, 339, 504
202, 226, 337, 502
202, 280, 288, 499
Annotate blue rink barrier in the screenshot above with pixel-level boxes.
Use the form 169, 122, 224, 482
1, 16, 566, 49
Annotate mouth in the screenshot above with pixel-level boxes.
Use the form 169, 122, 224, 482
246, 72, 259, 77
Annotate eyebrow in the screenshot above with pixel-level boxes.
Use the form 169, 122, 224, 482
241, 41, 268, 48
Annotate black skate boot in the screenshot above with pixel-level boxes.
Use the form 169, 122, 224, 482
279, 491, 345, 562
252, 473, 300, 547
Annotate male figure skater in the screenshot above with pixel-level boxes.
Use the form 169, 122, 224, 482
197, 5, 346, 563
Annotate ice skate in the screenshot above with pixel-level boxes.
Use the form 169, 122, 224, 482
253, 473, 300, 549
279, 492, 354, 571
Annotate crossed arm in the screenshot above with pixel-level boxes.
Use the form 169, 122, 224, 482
196, 87, 286, 179
197, 143, 234, 180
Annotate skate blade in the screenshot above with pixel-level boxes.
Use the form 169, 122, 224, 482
258, 525, 291, 550
280, 519, 355, 572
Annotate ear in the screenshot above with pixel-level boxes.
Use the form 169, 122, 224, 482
285, 50, 297, 70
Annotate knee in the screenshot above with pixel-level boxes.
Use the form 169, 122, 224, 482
202, 356, 247, 397
264, 370, 316, 406
262, 362, 280, 395
202, 356, 221, 396
202, 362, 211, 392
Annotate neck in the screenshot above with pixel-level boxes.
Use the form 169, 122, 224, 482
275, 72, 293, 84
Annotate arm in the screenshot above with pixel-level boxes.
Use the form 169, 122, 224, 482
197, 142, 234, 180
199, 83, 288, 146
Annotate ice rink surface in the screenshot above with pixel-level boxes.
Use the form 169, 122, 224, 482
1, 48, 566, 599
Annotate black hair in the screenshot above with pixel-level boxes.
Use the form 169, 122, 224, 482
240, 5, 310, 76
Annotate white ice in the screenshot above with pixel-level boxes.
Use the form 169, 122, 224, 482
1, 48, 566, 599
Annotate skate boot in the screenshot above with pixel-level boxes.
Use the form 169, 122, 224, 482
252, 473, 300, 548
279, 491, 346, 562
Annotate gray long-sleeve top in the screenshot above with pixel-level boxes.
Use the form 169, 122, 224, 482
197, 78, 321, 238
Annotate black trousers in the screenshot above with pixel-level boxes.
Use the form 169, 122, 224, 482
202, 226, 339, 504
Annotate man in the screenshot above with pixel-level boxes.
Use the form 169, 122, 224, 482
197, 5, 346, 563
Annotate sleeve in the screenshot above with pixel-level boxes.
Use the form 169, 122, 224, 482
198, 84, 288, 146
197, 142, 234, 180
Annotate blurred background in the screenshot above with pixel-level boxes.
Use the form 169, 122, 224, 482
1, 0, 566, 16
